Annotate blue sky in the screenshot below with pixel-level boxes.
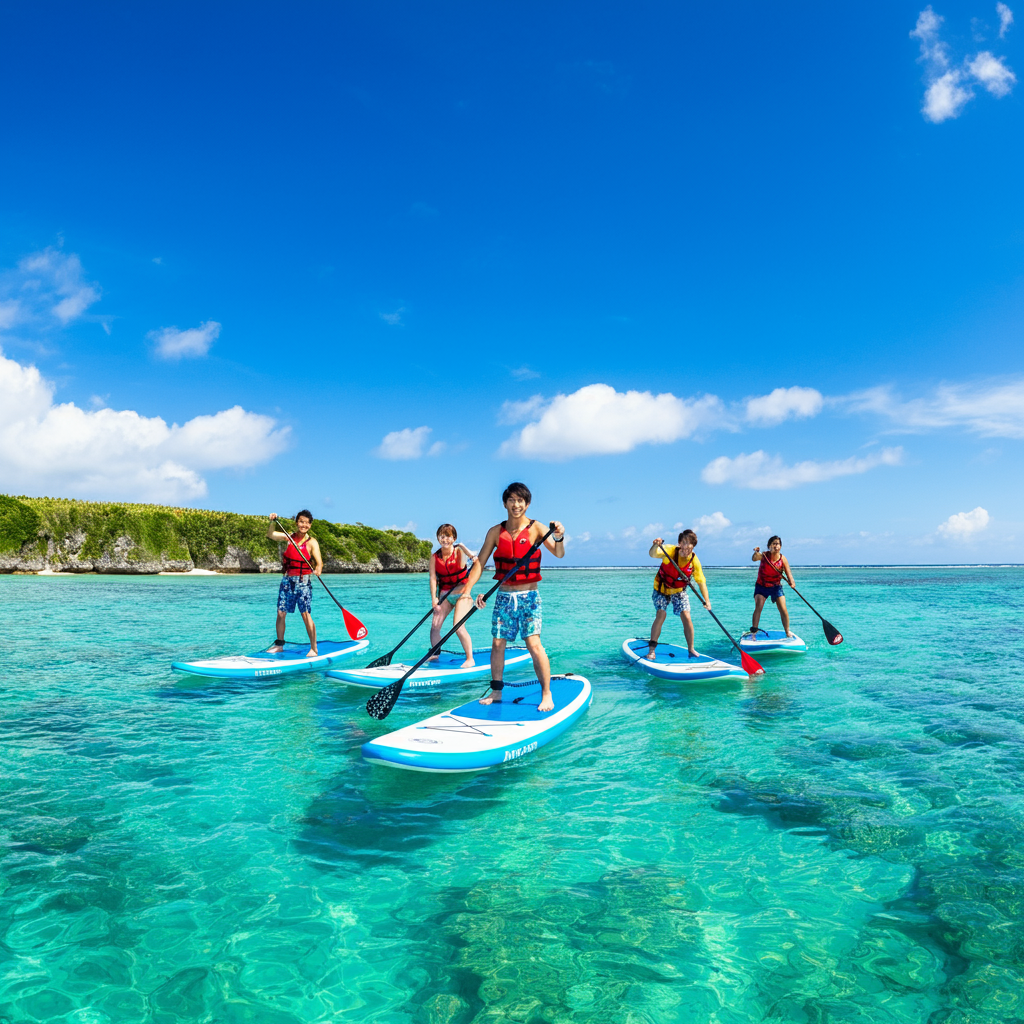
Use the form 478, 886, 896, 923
0, 1, 1020, 564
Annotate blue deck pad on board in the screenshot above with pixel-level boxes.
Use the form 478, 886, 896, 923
625, 641, 716, 665
448, 677, 586, 722
251, 639, 356, 661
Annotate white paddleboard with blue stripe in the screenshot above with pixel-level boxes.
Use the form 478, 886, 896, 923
326, 646, 533, 690
171, 638, 369, 679
739, 629, 807, 654
361, 674, 592, 772
621, 638, 747, 681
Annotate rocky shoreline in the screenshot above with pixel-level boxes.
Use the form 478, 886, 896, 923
1, 495, 432, 575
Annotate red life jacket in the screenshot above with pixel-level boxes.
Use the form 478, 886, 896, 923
282, 534, 312, 577
493, 519, 542, 584
757, 555, 784, 587
434, 549, 468, 589
654, 550, 694, 595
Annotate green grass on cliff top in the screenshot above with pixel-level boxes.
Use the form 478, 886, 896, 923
0, 494, 432, 566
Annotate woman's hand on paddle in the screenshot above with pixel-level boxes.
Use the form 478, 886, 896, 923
474, 594, 487, 610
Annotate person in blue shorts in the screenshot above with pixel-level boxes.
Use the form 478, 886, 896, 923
647, 529, 711, 659
267, 510, 323, 656
750, 535, 796, 637
463, 482, 565, 711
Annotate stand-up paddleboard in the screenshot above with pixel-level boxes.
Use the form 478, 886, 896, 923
739, 629, 807, 655
621, 638, 747, 681
362, 674, 592, 772
326, 646, 532, 690
171, 638, 369, 679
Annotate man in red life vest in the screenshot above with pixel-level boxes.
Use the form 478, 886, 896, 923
749, 535, 796, 637
428, 523, 476, 665
463, 482, 566, 712
647, 529, 710, 660
267, 510, 323, 657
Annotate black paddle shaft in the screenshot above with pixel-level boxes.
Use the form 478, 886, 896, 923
365, 606, 435, 668
366, 523, 557, 720
654, 542, 757, 669
785, 581, 844, 645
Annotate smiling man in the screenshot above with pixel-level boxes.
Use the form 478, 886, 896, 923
267, 510, 323, 657
463, 482, 565, 711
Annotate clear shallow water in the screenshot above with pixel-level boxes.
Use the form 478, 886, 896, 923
2, 566, 1023, 1023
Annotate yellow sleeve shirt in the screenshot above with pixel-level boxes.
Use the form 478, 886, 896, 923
653, 546, 706, 594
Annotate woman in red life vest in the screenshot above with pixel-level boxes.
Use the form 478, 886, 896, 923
462, 482, 565, 712
749, 535, 796, 637
647, 529, 711, 660
267, 510, 323, 656
428, 523, 476, 665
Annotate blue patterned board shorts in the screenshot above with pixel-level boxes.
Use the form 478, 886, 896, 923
652, 588, 690, 616
278, 576, 313, 614
492, 590, 542, 640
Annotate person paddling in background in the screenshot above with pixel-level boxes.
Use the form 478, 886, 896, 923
647, 529, 710, 660
462, 482, 565, 712
428, 523, 476, 666
267, 510, 323, 656
750, 535, 796, 637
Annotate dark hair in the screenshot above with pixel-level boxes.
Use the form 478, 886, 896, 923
502, 481, 532, 505
295, 509, 314, 524
678, 529, 697, 546
767, 535, 781, 548
436, 523, 458, 540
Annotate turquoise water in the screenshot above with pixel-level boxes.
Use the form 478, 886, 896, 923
3, 566, 1023, 1023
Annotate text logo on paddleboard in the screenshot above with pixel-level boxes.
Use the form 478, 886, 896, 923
503, 742, 538, 763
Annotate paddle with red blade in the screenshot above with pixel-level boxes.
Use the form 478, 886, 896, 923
271, 515, 368, 641
785, 583, 843, 645
655, 542, 764, 676
366, 523, 557, 721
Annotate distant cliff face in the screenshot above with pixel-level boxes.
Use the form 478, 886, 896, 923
0, 495, 432, 574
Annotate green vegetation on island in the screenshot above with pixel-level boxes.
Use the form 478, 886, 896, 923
0, 494, 432, 574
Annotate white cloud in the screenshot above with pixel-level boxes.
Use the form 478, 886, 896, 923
912, 6, 950, 67
0, 247, 101, 330
845, 379, 1024, 438
0, 349, 289, 502
702, 447, 903, 490
911, 6, 1016, 121
498, 395, 547, 425
375, 425, 444, 460
511, 366, 541, 380
967, 51, 1017, 95
149, 320, 221, 360
745, 386, 823, 426
998, 2, 1014, 37
693, 512, 732, 534
380, 308, 405, 326
498, 383, 727, 461
937, 506, 990, 539
923, 71, 974, 121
